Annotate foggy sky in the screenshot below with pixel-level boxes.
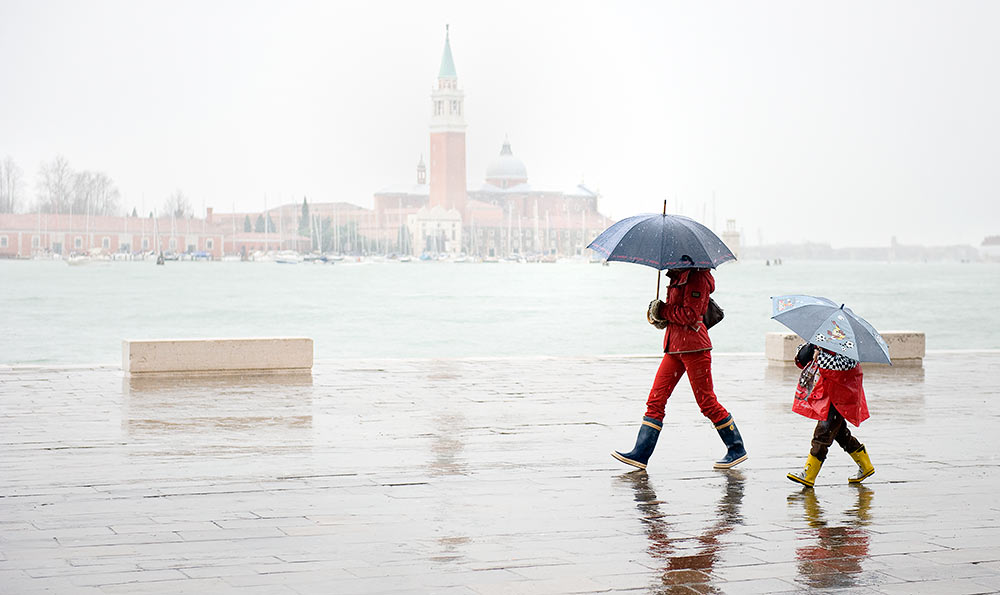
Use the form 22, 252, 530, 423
1, 0, 998, 247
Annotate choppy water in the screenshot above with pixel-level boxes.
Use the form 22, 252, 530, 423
1, 259, 997, 365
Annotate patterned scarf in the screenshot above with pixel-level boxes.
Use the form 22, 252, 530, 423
815, 348, 859, 371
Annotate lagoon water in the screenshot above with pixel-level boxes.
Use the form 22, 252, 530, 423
1, 259, 997, 366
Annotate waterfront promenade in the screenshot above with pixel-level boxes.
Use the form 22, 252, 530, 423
2, 353, 999, 594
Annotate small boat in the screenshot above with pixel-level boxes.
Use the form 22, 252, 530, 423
274, 250, 302, 264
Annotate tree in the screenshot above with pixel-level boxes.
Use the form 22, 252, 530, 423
298, 197, 310, 236
131, 207, 138, 217
243, 215, 252, 232
72, 171, 120, 216
162, 190, 191, 218
0, 156, 23, 213
36, 156, 74, 213
253, 214, 275, 233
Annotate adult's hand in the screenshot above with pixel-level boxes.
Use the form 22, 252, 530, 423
647, 299, 668, 328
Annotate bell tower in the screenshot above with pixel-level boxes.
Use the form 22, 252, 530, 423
429, 25, 467, 215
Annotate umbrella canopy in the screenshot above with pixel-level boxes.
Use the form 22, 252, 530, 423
771, 295, 891, 365
587, 213, 736, 270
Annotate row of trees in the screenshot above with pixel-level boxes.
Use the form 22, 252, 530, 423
0, 156, 24, 214
35, 156, 120, 216
0, 154, 193, 218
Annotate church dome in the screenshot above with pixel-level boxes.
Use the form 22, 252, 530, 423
485, 139, 528, 187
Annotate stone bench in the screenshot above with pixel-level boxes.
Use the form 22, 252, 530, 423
765, 331, 925, 367
123, 338, 313, 376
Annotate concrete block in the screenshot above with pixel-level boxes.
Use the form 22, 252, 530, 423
123, 338, 313, 376
765, 331, 924, 366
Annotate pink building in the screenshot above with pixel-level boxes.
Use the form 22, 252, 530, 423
0, 208, 311, 260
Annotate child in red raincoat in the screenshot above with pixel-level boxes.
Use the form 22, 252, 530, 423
787, 342, 875, 487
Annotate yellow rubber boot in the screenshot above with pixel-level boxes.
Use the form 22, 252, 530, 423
787, 454, 823, 488
848, 445, 875, 484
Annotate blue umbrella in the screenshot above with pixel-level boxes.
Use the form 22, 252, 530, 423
771, 294, 891, 365
587, 203, 736, 298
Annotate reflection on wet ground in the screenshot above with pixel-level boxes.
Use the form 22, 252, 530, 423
790, 486, 873, 590
622, 469, 746, 592
123, 373, 315, 454
3, 353, 1000, 593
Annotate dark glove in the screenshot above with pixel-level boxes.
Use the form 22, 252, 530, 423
795, 342, 816, 367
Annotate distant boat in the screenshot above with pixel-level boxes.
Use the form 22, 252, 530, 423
66, 254, 92, 266
399, 255, 413, 263
274, 250, 302, 264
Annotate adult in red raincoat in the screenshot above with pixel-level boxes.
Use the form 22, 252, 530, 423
612, 265, 747, 470
787, 343, 875, 488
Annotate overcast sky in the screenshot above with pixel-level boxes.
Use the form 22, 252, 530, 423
2, 0, 998, 247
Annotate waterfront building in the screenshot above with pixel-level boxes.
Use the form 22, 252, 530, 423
721, 219, 741, 260
0, 28, 614, 260
0, 211, 228, 259
0, 208, 310, 260
371, 27, 613, 258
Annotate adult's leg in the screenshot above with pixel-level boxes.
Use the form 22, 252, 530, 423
614, 354, 685, 469
679, 350, 729, 424
679, 350, 746, 468
644, 353, 686, 422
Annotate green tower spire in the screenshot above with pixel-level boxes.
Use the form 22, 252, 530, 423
439, 24, 457, 79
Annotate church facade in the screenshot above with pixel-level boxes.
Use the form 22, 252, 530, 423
372, 28, 612, 258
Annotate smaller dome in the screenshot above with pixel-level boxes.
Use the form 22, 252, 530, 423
485, 138, 528, 184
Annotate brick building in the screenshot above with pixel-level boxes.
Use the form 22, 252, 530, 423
372, 27, 613, 258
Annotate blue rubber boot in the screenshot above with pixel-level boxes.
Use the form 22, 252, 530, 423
612, 417, 662, 470
713, 415, 748, 469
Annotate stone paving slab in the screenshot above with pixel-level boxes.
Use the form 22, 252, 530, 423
2, 353, 1000, 594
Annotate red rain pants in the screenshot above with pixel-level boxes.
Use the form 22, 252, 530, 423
644, 350, 730, 424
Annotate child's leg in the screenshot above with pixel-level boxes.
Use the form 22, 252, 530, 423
810, 408, 846, 461
833, 419, 863, 454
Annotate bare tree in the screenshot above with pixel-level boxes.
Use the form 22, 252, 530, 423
162, 190, 191, 218
36, 156, 74, 213
73, 171, 121, 216
0, 156, 23, 213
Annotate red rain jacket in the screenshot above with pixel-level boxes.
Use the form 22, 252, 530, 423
794, 353, 870, 427
655, 268, 714, 355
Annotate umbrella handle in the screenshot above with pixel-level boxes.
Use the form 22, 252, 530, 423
655, 199, 666, 300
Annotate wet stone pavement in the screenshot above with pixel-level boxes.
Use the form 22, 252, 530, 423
1, 352, 1000, 594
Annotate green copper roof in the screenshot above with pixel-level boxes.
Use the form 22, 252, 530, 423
439, 26, 457, 78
